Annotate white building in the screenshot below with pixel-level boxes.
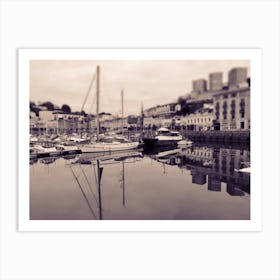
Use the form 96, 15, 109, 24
178, 112, 214, 131
38, 110, 54, 122
144, 103, 181, 118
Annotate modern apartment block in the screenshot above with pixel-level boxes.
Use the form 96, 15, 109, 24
209, 72, 223, 91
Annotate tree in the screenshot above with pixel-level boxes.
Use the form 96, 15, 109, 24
31, 107, 40, 117
30, 101, 36, 109
61, 104, 71, 113
41, 101, 55, 111
176, 96, 187, 116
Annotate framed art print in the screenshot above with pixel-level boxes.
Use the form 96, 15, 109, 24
18, 48, 262, 232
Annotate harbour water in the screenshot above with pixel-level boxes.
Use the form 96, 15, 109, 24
30, 144, 250, 220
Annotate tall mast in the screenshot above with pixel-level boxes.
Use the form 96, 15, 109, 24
121, 89, 124, 135
96, 65, 100, 140
141, 102, 144, 132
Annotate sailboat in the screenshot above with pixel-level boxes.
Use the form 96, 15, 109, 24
79, 66, 139, 153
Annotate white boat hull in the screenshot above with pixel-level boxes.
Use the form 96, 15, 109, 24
80, 141, 139, 153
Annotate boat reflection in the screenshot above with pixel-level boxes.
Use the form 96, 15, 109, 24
40, 157, 58, 165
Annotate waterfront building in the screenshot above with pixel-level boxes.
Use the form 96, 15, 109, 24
38, 110, 54, 122
101, 116, 128, 131
143, 103, 181, 118
30, 111, 36, 119
209, 72, 223, 91
143, 116, 172, 129
53, 111, 84, 121
142, 102, 181, 130
30, 110, 87, 135
213, 83, 250, 131
99, 112, 113, 122
192, 79, 207, 93
178, 112, 214, 131
228, 67, 248, 87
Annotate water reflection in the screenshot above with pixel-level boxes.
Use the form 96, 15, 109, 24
68, 153, 142, 220
149, 145, 250, 197
30, 145, 250, 220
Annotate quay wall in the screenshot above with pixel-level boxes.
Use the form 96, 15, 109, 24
183, 130, 250, 144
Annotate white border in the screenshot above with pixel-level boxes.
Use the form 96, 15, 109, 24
18, 48, 262, 232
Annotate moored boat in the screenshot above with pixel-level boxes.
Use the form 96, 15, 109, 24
80, 136, 139, 153
31, 144, 60, 156
55, 144, 82, 154
142, 127, 182, 148
78, 66, 139, 153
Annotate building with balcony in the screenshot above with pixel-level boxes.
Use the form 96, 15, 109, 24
213, 83, 250, 131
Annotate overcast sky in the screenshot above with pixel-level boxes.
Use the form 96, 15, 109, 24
30, 60, 250, 116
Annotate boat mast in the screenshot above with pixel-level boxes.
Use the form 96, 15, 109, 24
121, 89, 124, 136
96, 65, 100, 141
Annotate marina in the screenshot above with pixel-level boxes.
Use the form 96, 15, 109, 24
29, 61, 251, 221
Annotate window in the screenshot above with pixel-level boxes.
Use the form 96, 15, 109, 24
231, 100, 236, 119
215, 102, 220, 120
223, 101, 227, 120
240, 98, 245, 118
240, 122, 245, 129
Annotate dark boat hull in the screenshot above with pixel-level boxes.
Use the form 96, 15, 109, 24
142, 138, 178, 148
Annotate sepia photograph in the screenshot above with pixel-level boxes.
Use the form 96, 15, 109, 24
28, 57, 251, 221
3, 1, 277, 279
